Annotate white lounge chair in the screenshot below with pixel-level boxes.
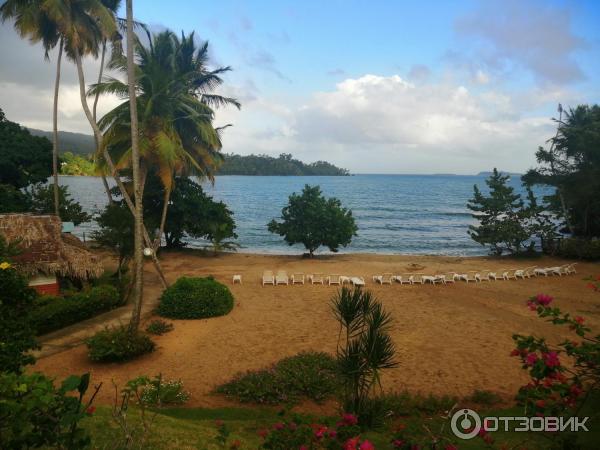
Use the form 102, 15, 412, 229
503, 269, 518, 280
262, 270, 275, 286
328, 274, 342, 285
350, 276, 365, 286
395, 274, 413, 285
565, 263, 578, 274
375, 273, 394, 285
534, 267, 559, 277
275, 270, 289, 285
555, 264, 575, 276
489, 270, 504, 281
458, 271, 479, 283
311, 273, 325, 285
291, 273, 305, 284
441, 272, 456, 284
412, 273, 425, 285
478, 270, 492, 282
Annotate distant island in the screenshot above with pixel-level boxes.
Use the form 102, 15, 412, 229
28, 128, 349, 176
477, 171, 523, 177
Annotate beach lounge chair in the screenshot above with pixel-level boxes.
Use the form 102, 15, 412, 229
439, 272, 456, 284
489, 270, 504, 281
411, 273, 425, 285
350, 276, 365, 286
311, 273, 325, 285
458, 271, 479, 283
552, 264, 572, 276
275, 270, 289, 285
262, 270, 275, 286
291, 273, 305, 284
503, 269, 518, 280
375, 273, 394, 284
328, 274, 342, 285
534, 266, 559, 277
395, 274, 413, 284
565, 263, 578, 274
478, 270, 492, 282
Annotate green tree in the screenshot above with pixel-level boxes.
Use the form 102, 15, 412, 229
28, 184, 91, 225
92, 199, 133, 278
0, 253, 39, 373
467, 168, 530, 255
268, 185, 358, 256
523, 104, 600, 238
0, 109, 52, 189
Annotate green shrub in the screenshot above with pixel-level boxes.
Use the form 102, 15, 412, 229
556, 238, 600, 260
30, 285, 122, 335
139, 374, 190, 406
157, 276, 234, 319
86, 326, 155, 362
215, 351, 339, 404
145, 319, 174, 335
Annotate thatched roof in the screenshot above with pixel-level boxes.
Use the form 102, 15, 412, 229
0, 214, 103, 280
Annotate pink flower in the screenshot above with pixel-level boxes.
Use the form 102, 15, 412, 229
570, 385, 583, 397
444, 445, 458, 450
535, 294, 553, 306
314, 425, 328, 439
342, 413, 359, 426
527, 300, 538, 311
360, 440, 375, 450
300, 446, 308, 450
344, 437, 360, 450
328, 430, 338, 438
392, 440, 405, 448
525, 353, 539, 366
273, 422, 285, 431
543, 351, 560, 368
510, 349, 520, 357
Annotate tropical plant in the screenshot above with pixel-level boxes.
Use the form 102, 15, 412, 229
86, 325, 155, 362
523, 104, 600, 238
0, 259, 39, 373
138, 374, 190, 406
145, 319, 174, 335
268, 184, 358, 256
28, 184, 91, 225
467, 168, 531, 255
91, 29, 241, 251
331, 287, 398, 420
157, 276, 234, 319
91, 201, 134, 277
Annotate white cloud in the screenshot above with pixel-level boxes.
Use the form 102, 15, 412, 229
216, 74, 558, 174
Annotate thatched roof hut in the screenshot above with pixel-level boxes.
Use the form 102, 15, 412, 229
0, 214, 103, 280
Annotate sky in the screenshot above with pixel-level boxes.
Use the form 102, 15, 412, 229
1, 0, 599, 174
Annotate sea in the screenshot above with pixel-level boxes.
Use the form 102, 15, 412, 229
59, 174, 549, 256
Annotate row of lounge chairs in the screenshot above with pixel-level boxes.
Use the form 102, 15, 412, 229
261, 263, 577, 286
262, 271, 365, 286
372, 263, 578, 285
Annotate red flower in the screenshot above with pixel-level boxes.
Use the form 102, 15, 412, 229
570, 385, 583, 397
360, 440, 375, 450
525, 353, 538, 366
329, 430, 338, 438
257, 429, 268, 439
86, 406, 96, 415
341, 413, 359, 426
392, 440, 405, 448
535, 293, 553, 306
444, 445, 458, 450
344, 437, 360, 450
535, 399, 546, 409
543, 351, 560, 368
575, 316, 585, 325
510, 349, 520, 357
314, 425, 328, 439
273, 422, 285, 431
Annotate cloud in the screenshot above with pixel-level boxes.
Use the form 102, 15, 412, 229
217, 74, 560, 174
454, 0, 586, 85
407, 64, 431, 82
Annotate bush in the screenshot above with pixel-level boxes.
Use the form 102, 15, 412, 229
86, 326, 155, 362
145, 319, 174, 335
157, 276, 234, 319
556, 237, 600, 260
30, 285, 122, 335
216, 351, 339, 404
139, 374, 190, 406
0, 261, 38, 372
468, 389, 501, 406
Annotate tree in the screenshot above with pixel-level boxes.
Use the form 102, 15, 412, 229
467, 168, 530, 255
1, 0, 62, 216
0, 109, 52, 189
28, 184, 91, 225
268, 185, 358, 256
91, 202, 133, 278
91, 30, 240, 250
0, 250, 39, 373
523, 104, 600, 238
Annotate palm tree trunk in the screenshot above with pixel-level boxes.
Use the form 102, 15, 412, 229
52, 38, 63, 218
154, 185, 171, 251
126, 0, 144, 332
93, 40, 113, 205
73, 49, 168, 289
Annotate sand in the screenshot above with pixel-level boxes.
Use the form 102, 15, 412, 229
33, 251, 600, 410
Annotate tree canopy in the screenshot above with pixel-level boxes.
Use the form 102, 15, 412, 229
219, 153, 349, 176
268, 184, 357, 256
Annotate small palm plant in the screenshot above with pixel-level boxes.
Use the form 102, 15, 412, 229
331, 287, 398, 419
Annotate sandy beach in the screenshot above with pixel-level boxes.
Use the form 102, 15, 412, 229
33, 251, 600, 411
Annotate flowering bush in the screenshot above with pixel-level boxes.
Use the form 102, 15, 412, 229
512, 286, 599, 417
257, 412, 373, 450
139, 374, 190, 406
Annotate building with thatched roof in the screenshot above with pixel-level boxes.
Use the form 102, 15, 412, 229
0, 214, 103, 295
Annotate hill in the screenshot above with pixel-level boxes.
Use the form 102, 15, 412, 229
219, 153, 349, 176
28, 128, 96, 156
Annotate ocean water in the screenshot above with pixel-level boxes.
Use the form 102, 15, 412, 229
59, 174, 546, 256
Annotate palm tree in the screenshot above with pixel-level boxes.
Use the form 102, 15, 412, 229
1, 0, 61, 216
124, 0, 143, 331
91, 30, 240, 250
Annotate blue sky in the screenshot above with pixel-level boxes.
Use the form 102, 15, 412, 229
1, 0, 599, 173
